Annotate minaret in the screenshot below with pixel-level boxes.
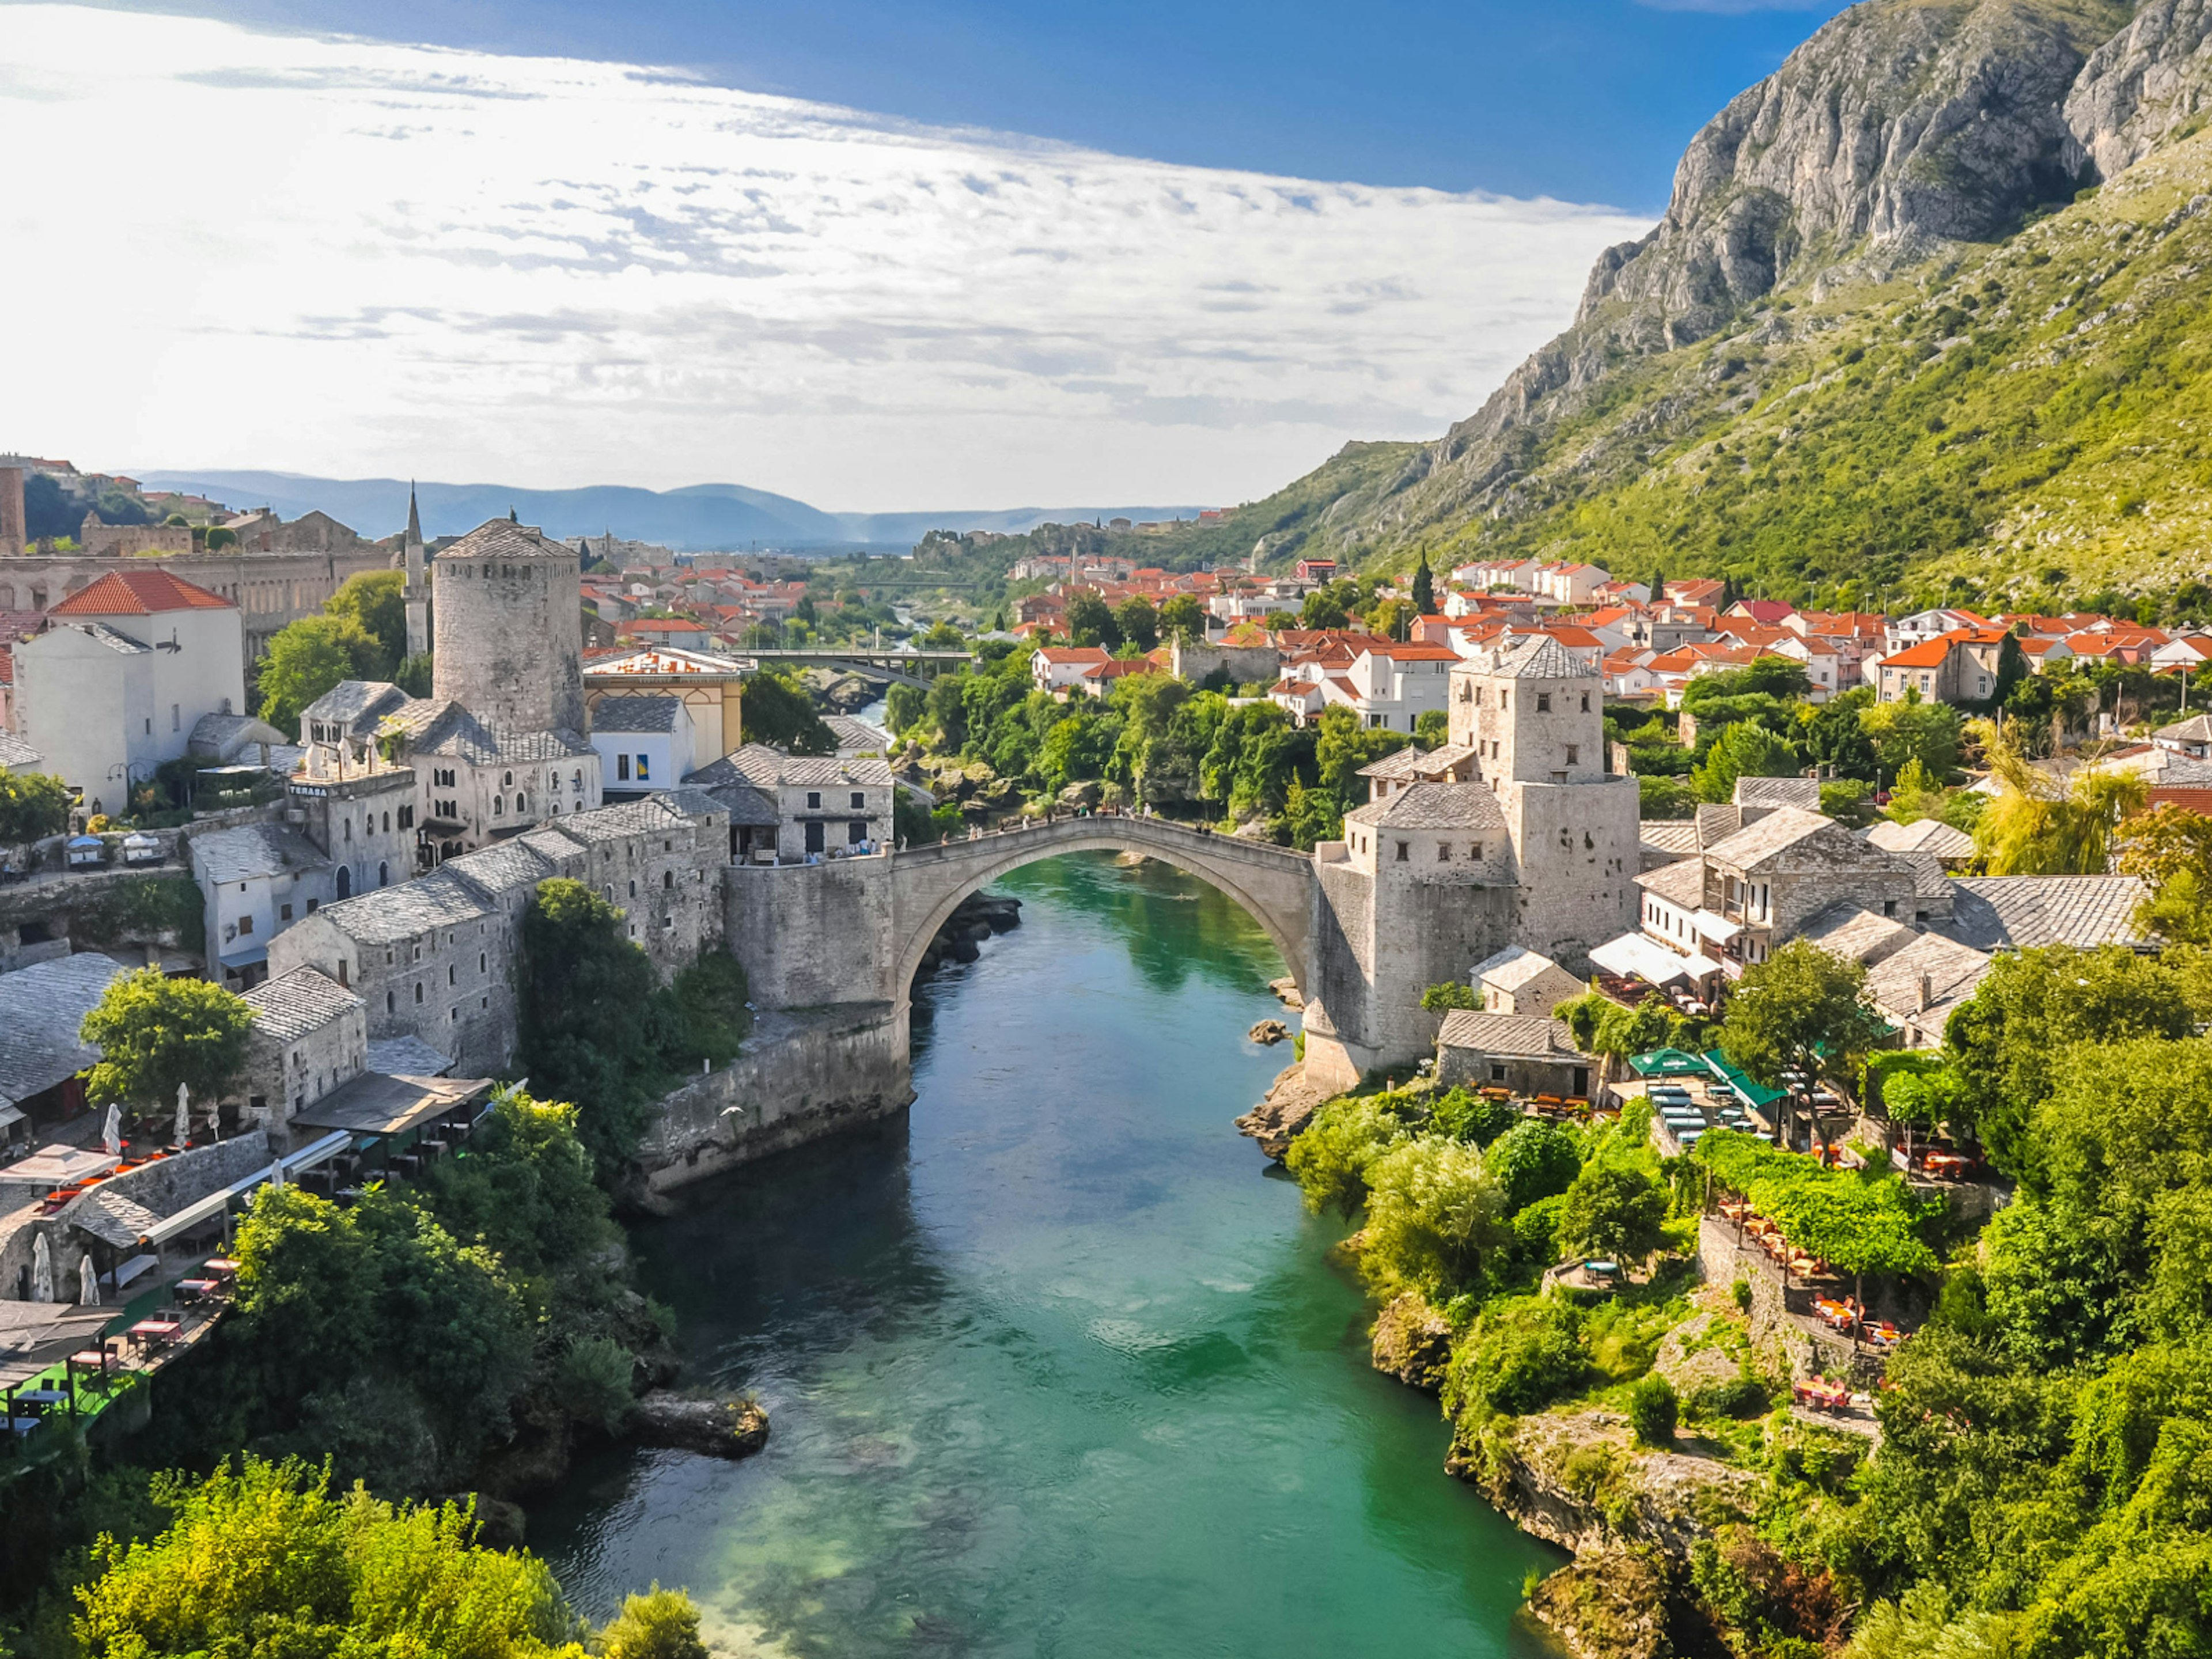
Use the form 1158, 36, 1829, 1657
403, 482, 429, 661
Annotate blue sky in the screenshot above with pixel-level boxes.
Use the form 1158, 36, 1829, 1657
5, 2, 1852, 507
79, 0, 1852, 208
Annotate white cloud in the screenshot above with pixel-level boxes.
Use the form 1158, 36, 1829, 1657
0, 5, 1652, 511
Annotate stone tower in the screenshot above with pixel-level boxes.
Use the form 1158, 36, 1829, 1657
402, 483, 429, 661
1448, 636, 1638, 970
430, 518, 585, 733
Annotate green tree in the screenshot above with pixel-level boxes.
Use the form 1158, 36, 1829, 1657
885, 681, 927, 737
1419, 981, 1481, 1011
1692, 719, 1801, 803
395, 651, 434, 698
1943, 945, 2194, 1179
1300, 588, 1350, 630
1861, 698, 1963, 782
1286, 1095, 1407, 1218
0, 769, 72, 847
1313, 705, 1405, 813
256, 615, 384, 736
79, 967, 253, 1109
1158, 593, 1206, 642
737, 669, 836, 755
71, 1456, 590, 1659
1411, 555, 1435, 616
1360, 1138, 1509, 1300
1971, 717, 2146, 875
1555, 1160, 1670, 1264
517, 879, 690, 1176
1486, 1118, 1583, 1214
1065, 590, 1119, 647
2118, 802, 2212, 944
325, 569, 408, 673
1113, 596, 1159, 652
1718, 940, 1887, 1147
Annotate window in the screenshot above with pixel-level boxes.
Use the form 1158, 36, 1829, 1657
1490, 1063, 1507, 1083
492, 796, 503, 817
238, 914, 253, 935
337, 960, 348, 986
851, 791, 865, 809
849, 820, 866, 844
382, 812, 390, 832
343, 819, 352, 842
414, 982, 424, 1003
378, 861, 388, 887
1395, 840, 1409, 862
503, 771, 513, 786
306, 898, 318, 914
280, 902, 293, 921
1501, 691, 1509, 711
807, 791, 822, 809
805, 820, 826, 854
1470, 842, 1482, 859
145, 717, 153, 735
1437, 842, 1450, 861
387, 991, 396, 1013
480, 952, 487, 972
663, 869, 673, 888
1580, 693, 1590, 711
399, 805, 413, 829
1536, 693, 1551, 713
629, 879, 637, 897
573, 769, 582, 790
635, 755, 649, 782
172, 703, 180, 732
618, 755, 631, 782
448, 964, 456, 985
1565, 745, 1579, 766
517, 792, 528, 813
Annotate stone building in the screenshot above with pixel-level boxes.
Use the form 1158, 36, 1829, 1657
1470, 945, 1584, 1016
1434, 1010, 1594, 1099
266, 791, 729, 1071
399, 486, 428, 661
687, 744, 893, 859
430, 519, 585, 734
237, 967, 367, 1123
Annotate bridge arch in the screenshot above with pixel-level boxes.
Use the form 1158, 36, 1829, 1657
888, 818, 1314, 1006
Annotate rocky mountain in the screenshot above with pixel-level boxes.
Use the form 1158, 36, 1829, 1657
1158, 0, 2212, 608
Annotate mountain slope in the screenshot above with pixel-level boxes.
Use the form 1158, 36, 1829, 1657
132, 471, 1209, 552
1162, 0, 2212, 608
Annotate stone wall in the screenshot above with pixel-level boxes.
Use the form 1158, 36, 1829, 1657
634, 1003, 911, 1195
1171, 640, 1282, 687
1695, 1217, 1873, 1383
1502, 776, 1641, 971
431, 551, 584, 733
725, 857, 898, 1010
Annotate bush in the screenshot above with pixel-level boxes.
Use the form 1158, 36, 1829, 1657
1452, 1297, 1588, 1416
597, 1585, 711, 1659
555, 1335, 637, 1434
1691, 1376, 1772, 1419
1554, 1161, 1671, 1265
1512, 1192, 1570, 1266
1431, 1087, 1521, 1148
1360, 1138, 1508, 1300
1486, 1119, 1584, 1214
1285, 1095, 1407, 1218
1628, 1375, 1679, 1446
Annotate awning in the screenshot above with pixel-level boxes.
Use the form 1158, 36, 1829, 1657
290, 1073, 492, 1138
1590, 933, 1700, 986
1677, 950, 1724, 979
5, 1146, 122, 1185
0, 1105, 25, 1131
137, 1130, 353, 1247
218, 943, 270, 971
1629, 1047, 1708, 1077
0, 1305, 118, 1390
1691, 910, 1743, 944
1702, 1051, 1786, 1108
70, 1191, 163, 1248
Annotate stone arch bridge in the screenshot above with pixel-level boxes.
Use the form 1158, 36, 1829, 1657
888, 815, 1315, 999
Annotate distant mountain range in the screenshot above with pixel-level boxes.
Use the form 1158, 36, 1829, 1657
134, 471, 1210, 553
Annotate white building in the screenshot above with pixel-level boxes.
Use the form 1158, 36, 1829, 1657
591, 695, 699, 797
1319, 641, 1458, 732
1032, 646, 1112, 694
685, 744, 894, 859
14, 571, 246, 817
190, 822, 335, 989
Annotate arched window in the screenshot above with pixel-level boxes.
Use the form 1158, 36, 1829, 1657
343, 819, 352, 842
378, 861, 389, 887
573, 769, 582, 790
503, 770, 514, 786
382, 812, 391, 832
517, 792, 529, 814
628, 879, 637, 898
386, 991, 395, 1013
662, 869, 673, 889
492, 796, 504, 817
336, 866, 351, 899
414, 982, 424, 1003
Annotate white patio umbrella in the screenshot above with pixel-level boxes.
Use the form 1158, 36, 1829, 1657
30, 1233, 54, 1302
79, 1253, 100, 1306
101, 1104, 122, 1157
175, 1082, 191, 1150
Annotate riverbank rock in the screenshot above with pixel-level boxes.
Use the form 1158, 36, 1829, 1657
1370, 1293, 1452, 1392
915, 892, 1024, 976
1247, 1018, 1291, 1046
630, 1392, 771, 1460
1234, 1063, 1332, 1160
1448, 1406, 1759, 1563
1267, 977, 1305, 1011
465, 1494, 529, 1550
1056, 780, 1102, 811
1525, 1551, 1671, 1659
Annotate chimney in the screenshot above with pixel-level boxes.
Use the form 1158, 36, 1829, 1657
1916, 971, 1933, 1014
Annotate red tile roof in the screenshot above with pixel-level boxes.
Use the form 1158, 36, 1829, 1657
50, 570, 233, 615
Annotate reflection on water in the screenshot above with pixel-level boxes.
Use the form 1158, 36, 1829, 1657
533, 853, 1562, 1657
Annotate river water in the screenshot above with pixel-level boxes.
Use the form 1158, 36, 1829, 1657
535, 852, 1562, 1657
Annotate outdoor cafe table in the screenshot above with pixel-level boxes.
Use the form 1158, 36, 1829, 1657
175, 1279, 220, 1303
201, 1259, 240, 1279
129, 1319, 182, 1351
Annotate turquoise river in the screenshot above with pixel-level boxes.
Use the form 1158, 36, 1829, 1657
535, 851, 1563, 1656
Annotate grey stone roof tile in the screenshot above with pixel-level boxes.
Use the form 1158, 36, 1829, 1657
1435, 1010, 1582, 1059
1344, 781, 1508, 831
589, 695, 680, 734
188, 822, 329, 884
243, 967, 362, 1044
310, 868, 491, 945
1937, 876, 2147, 951
1865, 818, 1977, 859
0, 953, 132, 1108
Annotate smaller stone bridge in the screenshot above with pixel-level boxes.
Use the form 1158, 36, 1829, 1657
889, 815, 1314, 998
744, 647, 975, 688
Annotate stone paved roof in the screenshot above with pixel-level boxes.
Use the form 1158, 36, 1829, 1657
1435, 1010, 1581, 1059
591, 695, 681, 734
1938, 876, 2146, 951
1633, 858, 1708, 908
1637, 821, 1701, 861
303, 680, 410, 736
1344, 781, 1508, 831
366, 1035, 453, 1076
1470, 945, 1565, 993
243, 967, 362, 1044
1796, 903, 1918, 965
189, 822, 329, 884
0, 953, 132, 1108
1702, 807, 1885, 874
1358, 741, 1479, 781
309, 868, 490, 946
431, 518, 573, 563
1865, 818, 1977, 859
0, 730, 41, 770
187, 711, 288, 761
688, 743, 893, 790
1733, 777, 1821, 811
2156, 713, 2212, 743
700, 782, 779, 826
1482, 635, 1585, 681
1865, 932, 1993, 1025
444, 839, 560, 899
69, 1190, 165, 1249
824, 714, 888, 753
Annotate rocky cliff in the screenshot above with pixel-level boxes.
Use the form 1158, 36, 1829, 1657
1159, 0, 2212, 600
